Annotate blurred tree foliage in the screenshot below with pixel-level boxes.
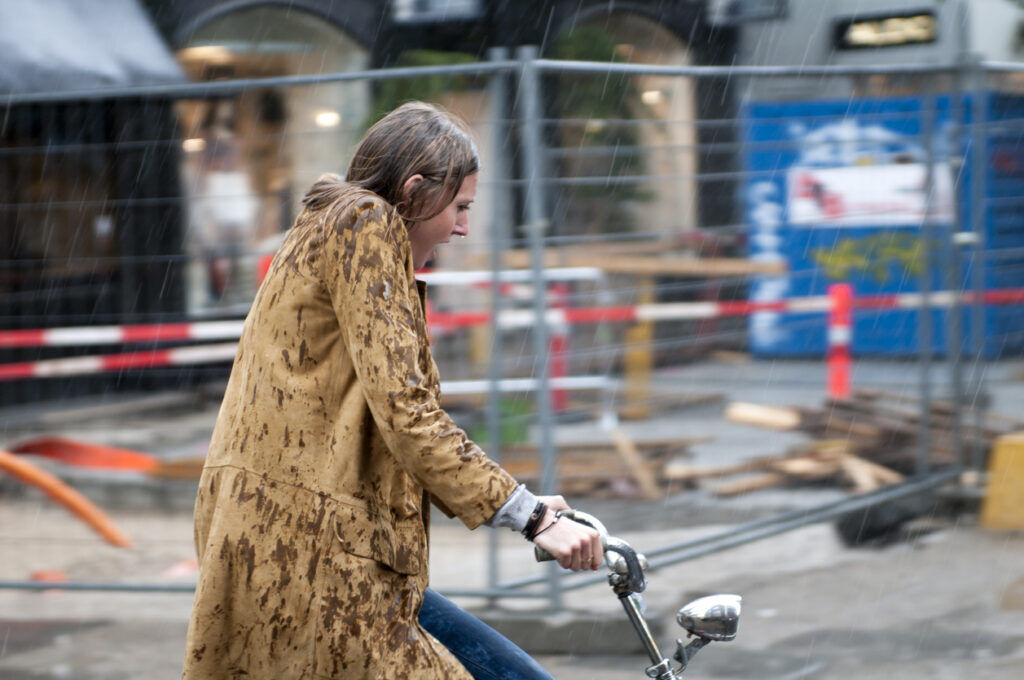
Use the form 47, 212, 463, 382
550, 26, 650, 236
363, 50, 480, 130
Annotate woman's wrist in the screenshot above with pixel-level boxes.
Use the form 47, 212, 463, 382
483, 484, 538, 531
520, 501, 548, 540
530, 510, 562, 540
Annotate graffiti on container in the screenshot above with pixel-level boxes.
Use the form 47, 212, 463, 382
810, 232, 925, 284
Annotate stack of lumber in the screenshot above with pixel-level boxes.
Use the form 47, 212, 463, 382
665, 439, 905, 497
669, 388, 1024, 497
805, 389, 1019, 471
498, 431, 711, 500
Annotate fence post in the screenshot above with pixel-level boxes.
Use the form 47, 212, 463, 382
485, 46, 510, 601
917, 73, 936, 476
946, 50, 969, 470
516, 44, 561, 610
967, 53, 989, 473
827, 283, 852, 400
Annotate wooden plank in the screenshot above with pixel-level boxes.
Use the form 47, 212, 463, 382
711, 473, 787, 497
557, 477, 606, 496
840, 453, 904, 485
836, 454, 881, 493
465, 240, 677, 265
500, 436, 709, 458
663, 454, 789, 482
472, 249, 786, 277
725, 402, 802, 430
710, 350, 752, 364
500, 456, 661, 481
664, 442, 851, 484
802, 439, 856, 455
771, 456, 838, 479
806, 413, 889, 441
609, 428, 663, 501
835, 453, 904, 493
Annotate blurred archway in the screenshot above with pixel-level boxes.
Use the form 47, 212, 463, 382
174, 5, 370, 313
549, 12, 697, 240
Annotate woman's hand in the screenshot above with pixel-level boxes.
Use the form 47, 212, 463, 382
532, 495, 603, 572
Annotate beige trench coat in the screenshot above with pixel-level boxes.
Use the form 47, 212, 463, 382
182, 179, 520, 679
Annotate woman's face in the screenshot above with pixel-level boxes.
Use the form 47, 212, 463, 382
407, 172, 477, 270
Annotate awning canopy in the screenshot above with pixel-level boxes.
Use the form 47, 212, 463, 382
0, 0, 186, 95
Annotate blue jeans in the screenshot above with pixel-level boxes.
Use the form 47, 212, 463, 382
418, 588, 554, 680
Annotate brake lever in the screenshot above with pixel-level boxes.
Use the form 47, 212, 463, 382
604, 537, 647, 594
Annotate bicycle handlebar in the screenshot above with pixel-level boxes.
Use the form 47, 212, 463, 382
533, 508, 647, 594
530, 508, 740, 678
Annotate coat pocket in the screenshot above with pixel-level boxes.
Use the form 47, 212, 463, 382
332, 502, 424, 575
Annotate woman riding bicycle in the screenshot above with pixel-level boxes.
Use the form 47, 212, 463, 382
182, 102, 602, 679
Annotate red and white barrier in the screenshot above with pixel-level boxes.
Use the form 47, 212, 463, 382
0, 343, 240, 382
0, 298, 821, 350
0, 321, 244, 349
0, 269, 603, 350
827, 283, 852, 399
6, 288, 1024, 350
3, 286, 1024, 382
0, 340, 614, 394
429, 296, 834, 330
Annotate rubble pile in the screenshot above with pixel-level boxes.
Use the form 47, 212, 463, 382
671, 388, 1022, 497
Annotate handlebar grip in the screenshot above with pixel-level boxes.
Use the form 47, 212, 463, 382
534, 545, 556, 562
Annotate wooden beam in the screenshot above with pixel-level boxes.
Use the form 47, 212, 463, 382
663, 453, 794, 482
469, 249, 786, 277
837, 453, 904, 494
609, 428, 664, 501
499, 436, 708, 459
711, 473, 787, 497
725, 402, 802, 430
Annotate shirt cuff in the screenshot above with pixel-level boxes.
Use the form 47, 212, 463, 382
483, 484, 538, 532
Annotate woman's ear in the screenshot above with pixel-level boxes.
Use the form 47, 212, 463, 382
402, 174, 424, 204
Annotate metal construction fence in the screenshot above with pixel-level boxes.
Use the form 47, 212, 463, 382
2, 50, 1024, 608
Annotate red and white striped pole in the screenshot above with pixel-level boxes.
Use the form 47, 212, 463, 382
827, 283, 852, 399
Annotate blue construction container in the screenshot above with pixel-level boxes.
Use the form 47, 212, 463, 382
743, 93, 1024, 358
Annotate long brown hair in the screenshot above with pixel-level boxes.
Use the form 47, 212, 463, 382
345, 101, 479, 222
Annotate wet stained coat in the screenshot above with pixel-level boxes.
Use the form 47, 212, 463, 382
182, 179, 520, 679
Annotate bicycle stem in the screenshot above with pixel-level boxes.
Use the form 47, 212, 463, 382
619, 590, 665, 665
